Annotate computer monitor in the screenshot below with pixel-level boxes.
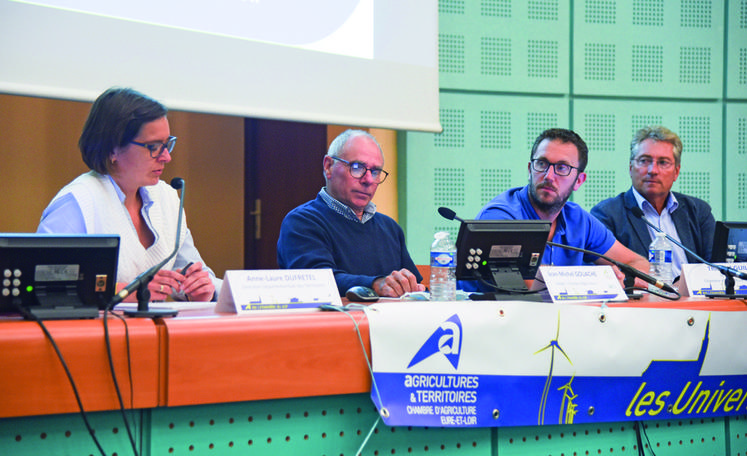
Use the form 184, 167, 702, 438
0, 234, 119, 319
711, 221, 747, 263
455, 219, 551, 292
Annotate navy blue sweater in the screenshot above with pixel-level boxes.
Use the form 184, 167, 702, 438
277, 194, 422, 296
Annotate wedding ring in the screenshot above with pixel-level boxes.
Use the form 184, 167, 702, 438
159, 285, 164, 292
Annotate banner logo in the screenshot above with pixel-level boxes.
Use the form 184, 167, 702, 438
407, 314, 462, 369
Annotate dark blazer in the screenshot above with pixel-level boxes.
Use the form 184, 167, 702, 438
591, 188, 716, 263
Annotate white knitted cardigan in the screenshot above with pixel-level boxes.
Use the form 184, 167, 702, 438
50, 171, 185, 283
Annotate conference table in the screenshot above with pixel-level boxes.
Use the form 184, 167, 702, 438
1, 294, 746, 456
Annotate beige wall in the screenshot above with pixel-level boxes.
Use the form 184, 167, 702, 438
0, 95, 398, 277
0, 94, 245, 278
326, 126, 398, 221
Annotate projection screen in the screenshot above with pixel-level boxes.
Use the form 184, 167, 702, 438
0, 0, 441, 132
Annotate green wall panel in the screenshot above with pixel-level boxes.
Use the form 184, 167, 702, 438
3, 403, 746, 455
572, 99, 723, 219
725, 103, 747, 220
438, 0, 570, 94
495, 418, 734, 455
401, 91, 568, 266
572, 0, 724, 98
400, 0, 746, 263
0, 409, 145, 456
148, 394, 491, 456
726, 0, 747, 98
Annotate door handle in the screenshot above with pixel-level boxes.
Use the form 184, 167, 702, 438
249, 198, 261, 240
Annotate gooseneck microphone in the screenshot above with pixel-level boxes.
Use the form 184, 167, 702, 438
438, 206, 676, 296
546, 241, 679, 295
630, 206, 747, 293
108, 177, 186, 317
438, 207, 466, 223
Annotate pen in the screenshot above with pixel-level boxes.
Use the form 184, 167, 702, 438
180, 262, 194, 275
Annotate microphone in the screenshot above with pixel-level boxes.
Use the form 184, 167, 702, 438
546, 241, 679, 294
630, 206, 747, 291
108, 177, 186, 316
438, 206, 465, 223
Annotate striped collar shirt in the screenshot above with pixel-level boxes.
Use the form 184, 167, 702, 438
319, 187, 377, 224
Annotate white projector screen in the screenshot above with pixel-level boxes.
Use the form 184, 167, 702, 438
0, 0, 441, 132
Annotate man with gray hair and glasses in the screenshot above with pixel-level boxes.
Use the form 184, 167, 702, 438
591, 125, 716, 280
277, 129, 425, 297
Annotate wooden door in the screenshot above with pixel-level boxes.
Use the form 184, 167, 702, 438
244, 119, 328, 269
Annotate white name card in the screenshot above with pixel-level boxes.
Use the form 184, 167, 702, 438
215, 269, 342, 314
539, 265, 628, 303
679, 263, 747, 297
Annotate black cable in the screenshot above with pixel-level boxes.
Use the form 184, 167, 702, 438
640, 420, 656, 455
634, 421, 657, 456
624, 286, 681, 301
320, 304, 383, 454
17, 306, 107, 456
634, 421, 645, 455
110, 311, 137, 410
103, 304, 140, 456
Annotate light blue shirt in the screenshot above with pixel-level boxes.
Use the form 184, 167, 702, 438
632, 188, 687, 278
37, 174, 221, 295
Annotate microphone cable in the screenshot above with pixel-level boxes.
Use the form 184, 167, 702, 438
436, 206, 547, 297
103, 305, 140, 456
97, 176, 188, 456
13, 303, 108, 456
634, 420, 656, 455
320, 304, 384, 455
631, 206, 747, 297
546, 241, 681, 301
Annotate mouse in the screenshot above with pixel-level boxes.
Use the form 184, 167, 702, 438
345, 285, 380, 302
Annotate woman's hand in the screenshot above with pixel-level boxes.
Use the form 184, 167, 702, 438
149, 262, 214, 301
178, 262, 215, 301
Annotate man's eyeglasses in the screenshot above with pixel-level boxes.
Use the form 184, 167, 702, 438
530, 158, 578, 177
130, 136, 177, 159
631, 156, 675, 170
331, 156, 389, 183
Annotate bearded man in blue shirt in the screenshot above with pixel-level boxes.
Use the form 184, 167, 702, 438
477, 128, 648, 278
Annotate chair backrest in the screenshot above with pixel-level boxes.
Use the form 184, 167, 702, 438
416, 264, 430, 290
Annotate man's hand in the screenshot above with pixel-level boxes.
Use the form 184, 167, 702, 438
373, 269, 426, 297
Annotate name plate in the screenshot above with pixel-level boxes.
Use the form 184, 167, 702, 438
215, 269, 342, 313
539, 265, 627, 303
679, 263, 747, 297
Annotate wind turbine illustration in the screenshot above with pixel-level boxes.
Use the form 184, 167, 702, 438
534, 312, 574, 425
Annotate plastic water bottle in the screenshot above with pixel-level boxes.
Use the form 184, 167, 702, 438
430, 231, 457, 301
648, 231, 674, 285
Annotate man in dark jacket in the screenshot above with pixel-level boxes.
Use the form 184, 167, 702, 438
591, 126, 715, 280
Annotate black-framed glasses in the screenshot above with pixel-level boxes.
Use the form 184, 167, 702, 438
130, 136, 177, 159
631, 156, 675, 170
530, 158, 578, 177
331, 156, 389, 183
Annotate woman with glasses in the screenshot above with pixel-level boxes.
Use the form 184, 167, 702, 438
37, 87, 220, 302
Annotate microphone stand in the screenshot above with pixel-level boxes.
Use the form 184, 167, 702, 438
546, 241, 680, 299
631, 208, 746, 299
438, 206, 677, 299
108, 178, 186, 317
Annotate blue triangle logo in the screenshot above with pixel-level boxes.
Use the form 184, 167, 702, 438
407, 314, 463, 369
